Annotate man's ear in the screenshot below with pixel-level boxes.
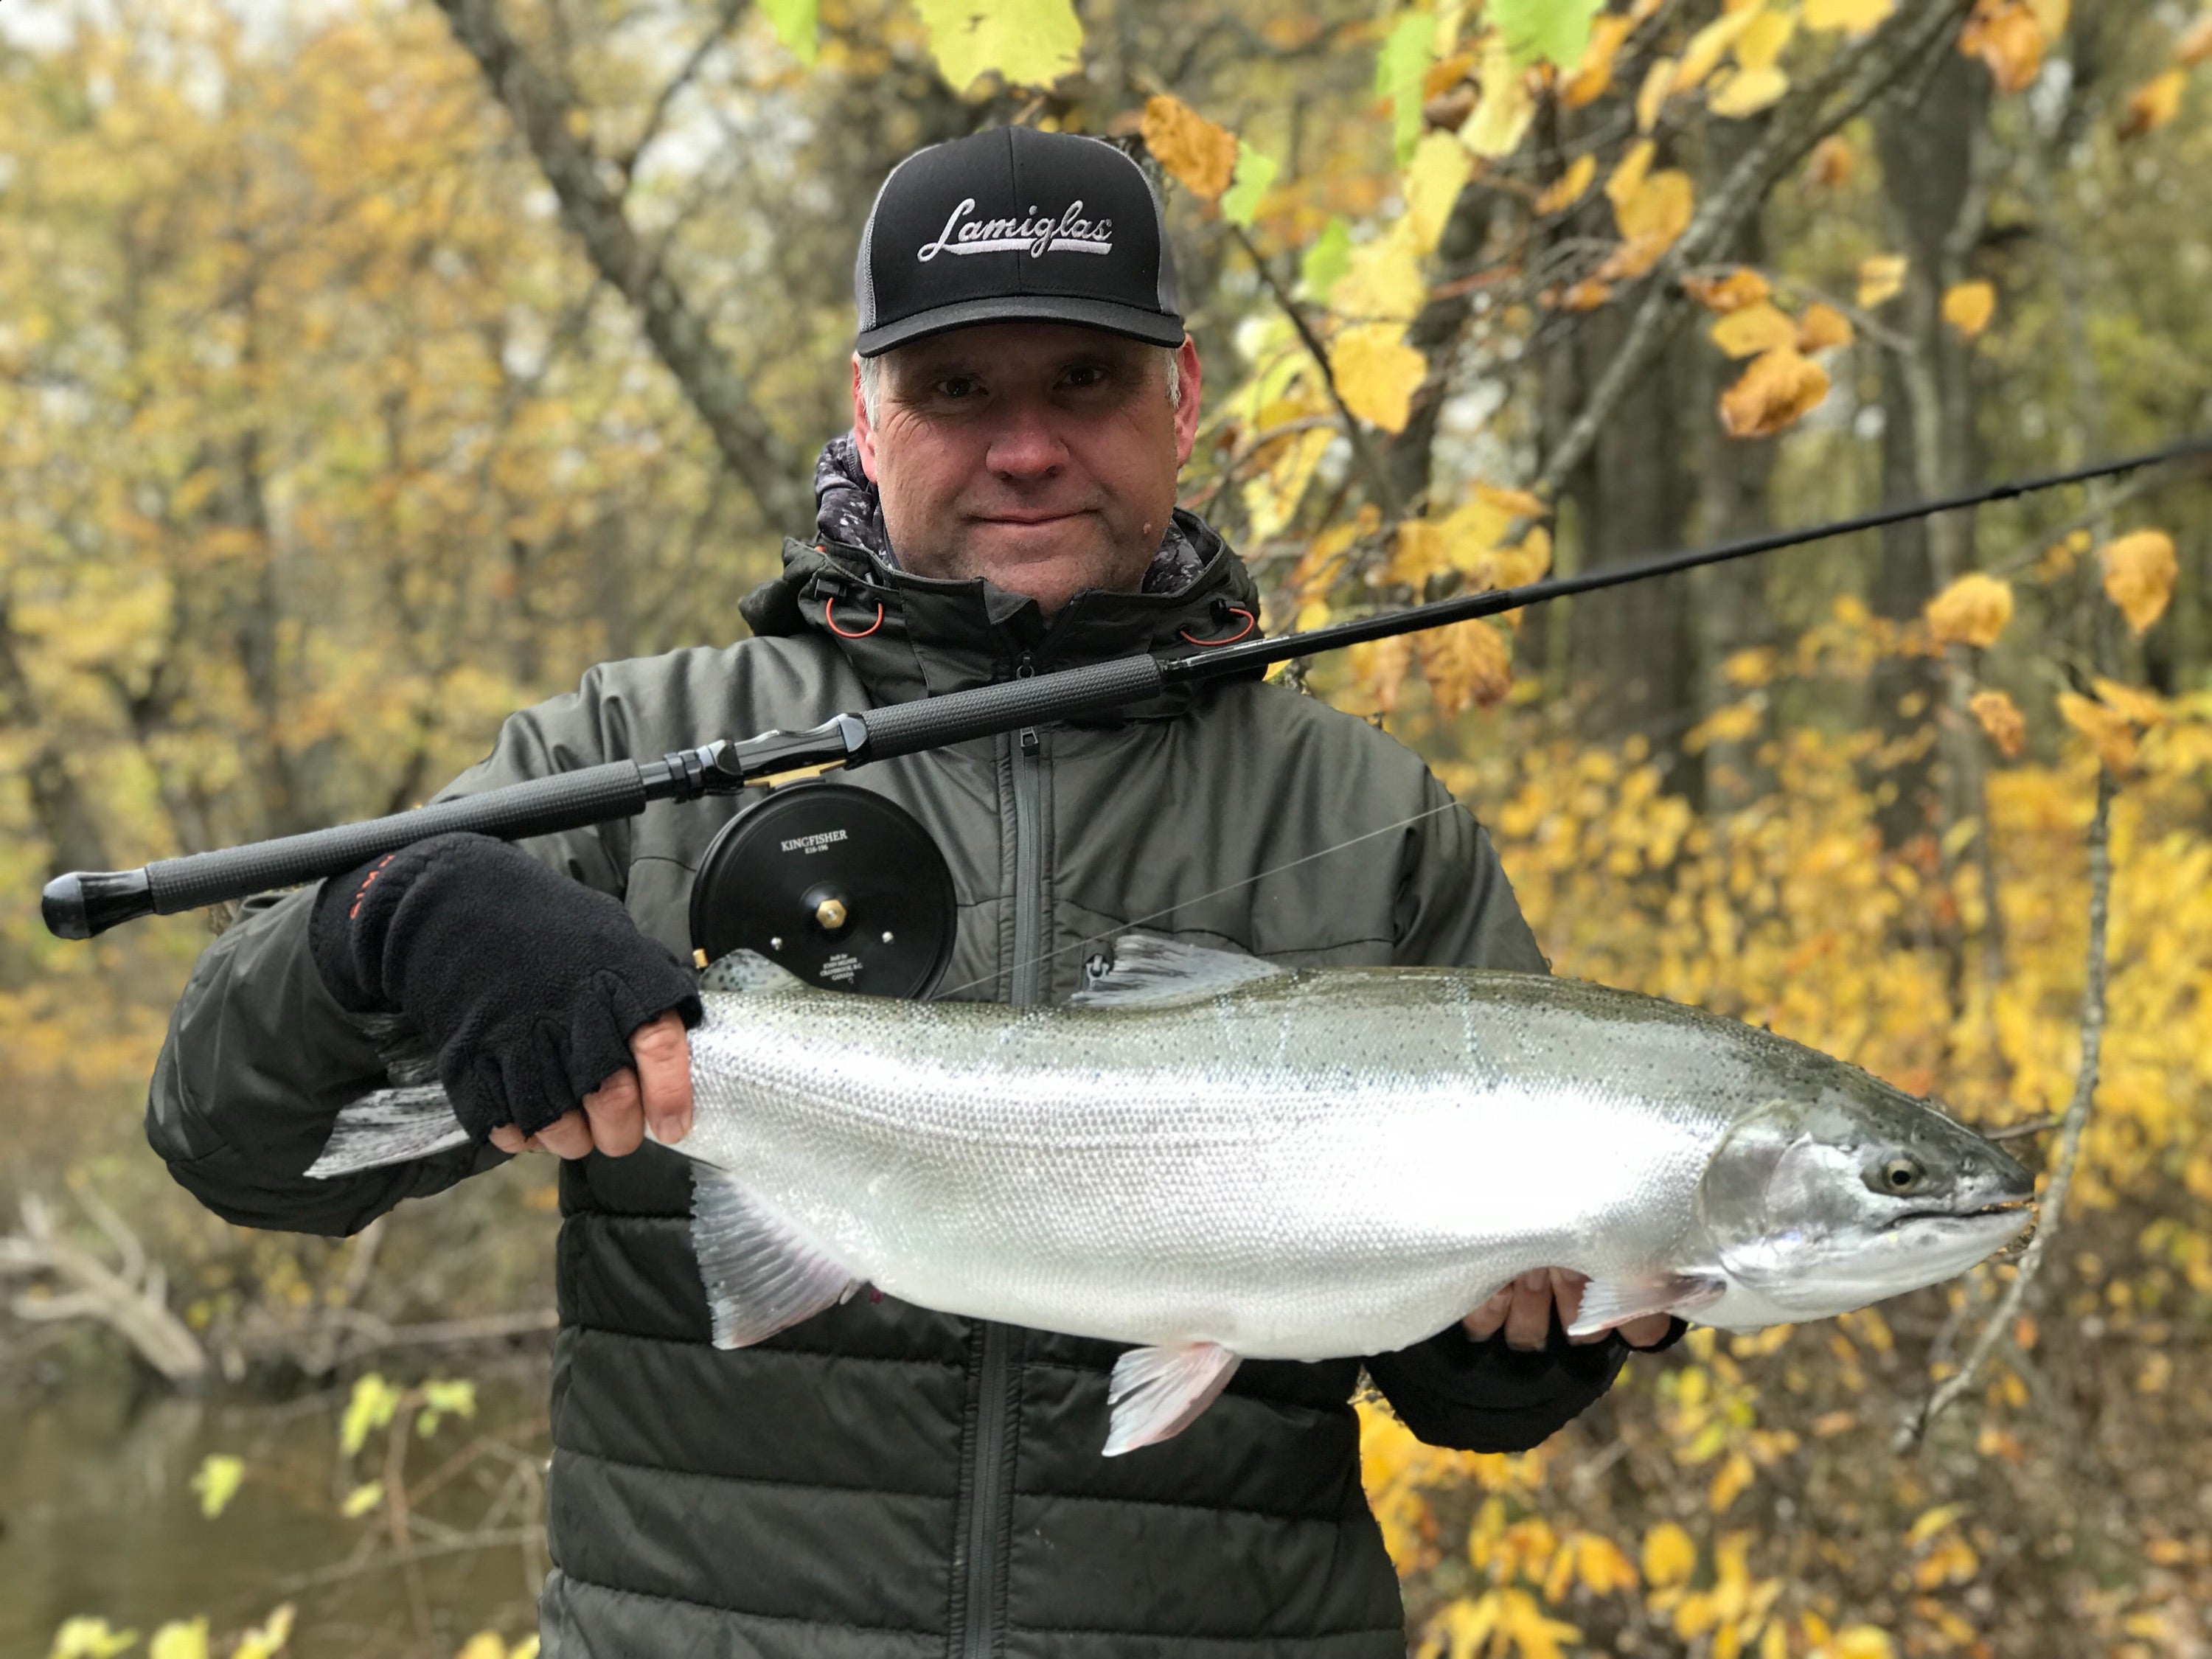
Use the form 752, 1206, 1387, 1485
850, 355, 881, 482
1172, 335, 1203, 468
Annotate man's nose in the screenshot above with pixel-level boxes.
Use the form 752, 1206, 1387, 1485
985, 400, 1068, 480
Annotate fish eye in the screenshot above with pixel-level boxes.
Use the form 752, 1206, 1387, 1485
1868, 1155, 1926, 1195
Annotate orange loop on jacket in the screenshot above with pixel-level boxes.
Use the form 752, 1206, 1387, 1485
826, 597, 886, 639
1178, 606, 1256, 647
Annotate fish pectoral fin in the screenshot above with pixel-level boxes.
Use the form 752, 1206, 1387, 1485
1102, 1340, 1243, 1456
1567, 1271, 1727, 1338
1068, 933, 1287, 1012
689, 1169, 859, 1348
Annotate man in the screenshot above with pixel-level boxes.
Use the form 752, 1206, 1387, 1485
150, 127, 1674, 1658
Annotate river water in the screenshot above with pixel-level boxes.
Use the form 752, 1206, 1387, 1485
0, 1359, 554, 1658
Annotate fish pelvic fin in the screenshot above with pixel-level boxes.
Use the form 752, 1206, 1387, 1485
1567, 1270, 1727, 1338
1102, 1340, 1243, 1456
689, 1169, 860, 1348
306, 1082, 472, 1178
1069, 933, 1287, 1012
698, 950, 808, 997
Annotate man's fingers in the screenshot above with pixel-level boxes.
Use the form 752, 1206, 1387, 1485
1503, 1270, 1554, 1350
534, 1108, 595, 1159
489, 1124, 526, 1154
581, 1065, 645, 1158
1461, 1284, 1514, 1341
629, 1013, 694, 1143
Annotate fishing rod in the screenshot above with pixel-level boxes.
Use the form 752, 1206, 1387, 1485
41, 433, 2212, 959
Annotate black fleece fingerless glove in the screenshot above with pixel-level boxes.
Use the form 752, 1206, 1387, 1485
308, 832, 703, 1143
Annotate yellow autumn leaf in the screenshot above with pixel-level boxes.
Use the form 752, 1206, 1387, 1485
1708, 1448, 1756, 1512
1140, 95, 1237, 199
1391, 519, 1451, 586
2091, 675, 2166, 727
2121, 69, 2187, 140
1349, 634, 1415, 715
341, 1478, 386, 1517
1736, 8, 1798, 70
1606, 166, 1695, 277
1462, 36, 1537, 159
1405, 132, 1474, 253
2098, 529, 2178, 633
1806, 134, 1856, 188
1574, 1531, 1641, 1594
1643, 1520, 1698, 1587
1711, 302, 1801, 358
1636, 57, 1677, 131
1710, 65, 1790, 116
2028, 0, 2070, 36
47, 1618, 140, 1659
1969, 689, 2025, 757
341, 1373, 402, 1456
1677, 7, 1763, 91
1942, 278, 1997, 338
1331, 324, 1427, 433
1925, 572, 2013, 647
1857, 254, 1908, 306
1416, 618, 1514, 717
1906, 1502, 1969, 1546
233, 1605, 296, 1659
2181, 13, 2212, 67
1332, 221, 1426, 324
190, 1453, 246, 1519
1536, 153, 1597, 215
1803, 0, 1893, 31
1607, 139, 1655, 209
1684, 266, 1771, 312
1960, 0, 2043, 92
1563, 13, 1634, 108
911, 0, 1082, 91
455, 1635, 509, 1659
1796, 302, 1854, 350
2058, 691, 2138, 773
1719, 347, 1829, 437
1833, 1627, 1896, 1659
147, 1622, 209, 1659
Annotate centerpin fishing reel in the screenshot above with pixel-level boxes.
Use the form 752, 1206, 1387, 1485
688, 779, 956, 1000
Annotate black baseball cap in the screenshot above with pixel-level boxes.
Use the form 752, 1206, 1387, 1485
854, 127, 1184, 358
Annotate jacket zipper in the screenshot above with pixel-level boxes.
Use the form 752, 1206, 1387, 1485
959, 658, 1046, 1659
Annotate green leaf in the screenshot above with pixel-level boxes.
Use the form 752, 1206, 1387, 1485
340, 1480, 386, 1518
189, 1453, 245, 1519
1220, 143, 1280, 229
1298, 218, 1353, 306
339, 1373, 402, 1458
1374, 10, 1438, 164
911, 0, 1083, 93
1490, 0, 1605, 67
46, 1616, 140, 1659
762, 0, 818, 66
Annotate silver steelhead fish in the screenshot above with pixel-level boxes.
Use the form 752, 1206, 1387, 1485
310, 934, 2035, 1455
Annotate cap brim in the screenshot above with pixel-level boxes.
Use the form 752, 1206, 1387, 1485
856, 294, 1186, 358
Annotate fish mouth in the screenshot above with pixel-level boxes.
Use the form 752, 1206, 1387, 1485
1886, 1196, 2036, 1232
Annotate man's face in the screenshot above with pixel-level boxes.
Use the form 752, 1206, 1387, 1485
850, 321, 1204, 616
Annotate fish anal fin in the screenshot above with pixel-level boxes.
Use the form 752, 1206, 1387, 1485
689, 1169, 858, 1348
1102, 1340, 1242, 1456
1566, 1271, 1726, 1339
1069, 933, 1286, 1012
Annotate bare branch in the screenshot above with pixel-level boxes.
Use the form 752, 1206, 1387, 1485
434, 0, 810, 528
618, 0, 751, 183
1895, 766, 2116, 1450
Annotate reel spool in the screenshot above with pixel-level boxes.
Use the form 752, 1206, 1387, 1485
689, 779, 955, 999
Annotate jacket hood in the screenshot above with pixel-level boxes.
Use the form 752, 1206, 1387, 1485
740, 437, 1262, 709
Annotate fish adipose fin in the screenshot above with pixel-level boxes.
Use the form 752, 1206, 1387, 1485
307, 1082, 470, 1178
1070, 933, 1287, 1012
1567, 1270, 1727, 1338
1102, 1340, 1243, 1456
690, 1169, 860, 1348
698, 950, 808, 997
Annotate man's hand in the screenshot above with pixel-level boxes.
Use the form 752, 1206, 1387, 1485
489, 1012, 693, 1159
1463, 1268, 1674, 1351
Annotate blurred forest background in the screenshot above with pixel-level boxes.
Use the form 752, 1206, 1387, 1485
2, 0, 2210, 1654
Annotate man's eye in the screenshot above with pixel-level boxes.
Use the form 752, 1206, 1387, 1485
1062, 365, 1108, 389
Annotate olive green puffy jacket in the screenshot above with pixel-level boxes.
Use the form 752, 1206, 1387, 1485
148, 516, 1641, 1659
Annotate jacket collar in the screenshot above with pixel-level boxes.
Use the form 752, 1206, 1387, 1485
740, 442, 1262, 709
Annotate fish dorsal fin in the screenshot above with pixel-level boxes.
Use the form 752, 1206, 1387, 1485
1068, 932, 1287, 1012
1103, 1340, 1243, 1455
698, 950, 809, 997
689, 1169, 860, 1347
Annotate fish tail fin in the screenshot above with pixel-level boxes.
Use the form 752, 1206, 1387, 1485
306, 1082, 471, 1178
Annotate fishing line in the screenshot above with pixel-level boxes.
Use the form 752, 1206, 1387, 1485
929, 797, 1467, 1003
